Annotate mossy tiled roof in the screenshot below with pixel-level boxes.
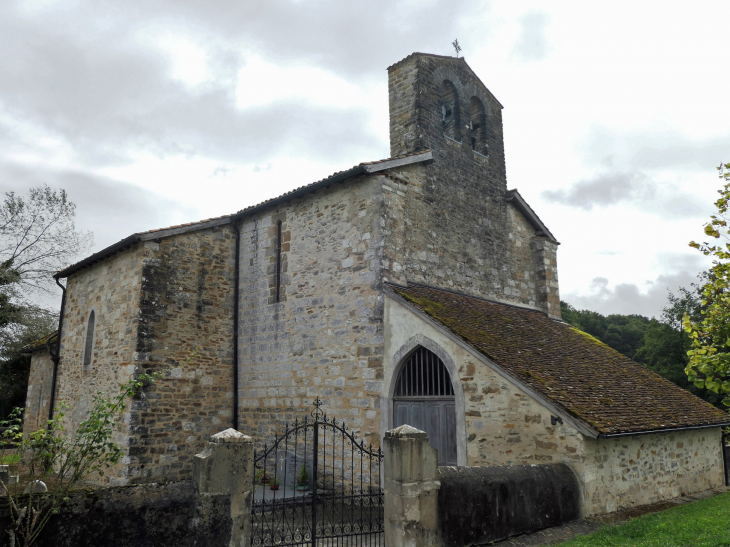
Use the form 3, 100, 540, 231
20, 331, 57, 354
391, 283, 730, 435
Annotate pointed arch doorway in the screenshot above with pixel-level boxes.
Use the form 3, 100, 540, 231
392, 346, 457, 465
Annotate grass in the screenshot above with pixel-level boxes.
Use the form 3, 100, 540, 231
0, 452, 20, 464
555, 493, 730, 547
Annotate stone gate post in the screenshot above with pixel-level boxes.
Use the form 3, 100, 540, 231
384, 425, 442, 547
193, 429, 254, 547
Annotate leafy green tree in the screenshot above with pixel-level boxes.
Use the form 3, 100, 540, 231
0, 373, 159, 547
685, 162, 730, 406
683, 163, 730, 406
0, 307, 57, 418
560, 302, 650, 360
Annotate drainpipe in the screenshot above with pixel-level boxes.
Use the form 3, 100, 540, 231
720, 433, 730, 486
233, 219, 241, 430
48, 276, 67, 421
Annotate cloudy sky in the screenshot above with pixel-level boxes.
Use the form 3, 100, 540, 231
2, 0, 729, 317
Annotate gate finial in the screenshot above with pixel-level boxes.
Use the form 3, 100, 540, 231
311, 397, 325, 420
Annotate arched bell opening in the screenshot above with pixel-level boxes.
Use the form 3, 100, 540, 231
468, 96, 488, 156
392, 346, 457, 465
440, 80, 461, 143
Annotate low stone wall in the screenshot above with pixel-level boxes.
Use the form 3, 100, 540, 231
0, 481, 231, 547
438, 463, 582, 546
384, 425, 583, 547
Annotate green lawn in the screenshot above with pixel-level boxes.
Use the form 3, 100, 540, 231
555, 493, 730, 547
0, 452, 20, 464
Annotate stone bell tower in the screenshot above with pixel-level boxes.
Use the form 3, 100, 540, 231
387, 53, 507, 194
385, 53, 561, 319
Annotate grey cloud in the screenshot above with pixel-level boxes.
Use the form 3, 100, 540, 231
542, 170, 708, 218
512, 11, 549, 62
0, 163, 197, 252
133, 0, 476, 78
0, 4, 386, 167
0, 21, 381, 166
582, 127, 730, 172
563, 270, 702, 318
542, 171, 653, 210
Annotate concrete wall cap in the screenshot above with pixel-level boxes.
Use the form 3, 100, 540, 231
211, 428, 251, 442
386, 424, 427, 437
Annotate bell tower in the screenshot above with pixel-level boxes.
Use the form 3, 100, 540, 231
384, 53, 560, 318
387, 52, 507, 199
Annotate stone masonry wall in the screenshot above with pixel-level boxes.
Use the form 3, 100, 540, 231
387, 53, 561, 318
129, 225, 236, 484
580, 428, 724, 515
55, 245, 143, 484
237, 175, 386, 450
23, 350, 54, 432
0, 481, 231, 547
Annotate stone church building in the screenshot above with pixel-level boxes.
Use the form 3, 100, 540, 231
23, 53, 730, 516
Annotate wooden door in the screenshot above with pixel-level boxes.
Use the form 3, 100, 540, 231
393, 399, 457, 465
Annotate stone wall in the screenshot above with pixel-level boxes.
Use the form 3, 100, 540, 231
129, 225, 237, 484
24, 350, 54, 432
386, 53, 561, 317
0, 482, 231, 547
438, 464, 581, 546
383, 295, 583, 468
237, 175, 386, 448
580, 428, 724, 515
55, 245, 144, 483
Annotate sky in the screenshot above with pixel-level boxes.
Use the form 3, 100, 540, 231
1, 0, 729, 318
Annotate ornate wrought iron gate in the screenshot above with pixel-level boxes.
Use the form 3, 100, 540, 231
251, 399, 384, 546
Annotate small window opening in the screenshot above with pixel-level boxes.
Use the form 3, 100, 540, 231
440, 80, 461, 142
83, 311, 95, 370
275, 220, 282, 303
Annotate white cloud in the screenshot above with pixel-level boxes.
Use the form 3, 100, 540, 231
235, 54, 377, 110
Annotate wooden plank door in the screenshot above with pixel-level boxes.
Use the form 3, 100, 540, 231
393, 400, 457, 465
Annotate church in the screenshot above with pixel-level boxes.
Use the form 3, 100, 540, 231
23, 52, 730, 516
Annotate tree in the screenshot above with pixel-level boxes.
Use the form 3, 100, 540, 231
684, 162, 730, 407
0, 186, 91, 417
0, 306, 57, 418
0, 185, 91, 295
0, 373, 160, 547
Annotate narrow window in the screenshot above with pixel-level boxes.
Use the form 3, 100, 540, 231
275, 221, 282, 303
83, 310, 95, 370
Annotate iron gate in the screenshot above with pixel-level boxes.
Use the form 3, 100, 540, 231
251, 399, 384, 546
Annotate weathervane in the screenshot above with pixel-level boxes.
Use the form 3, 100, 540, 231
452, 39, 462, 58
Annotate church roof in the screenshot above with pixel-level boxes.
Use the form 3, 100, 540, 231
55, 151, 433, 279
20, 331, 58, 354
388, 282, 730, 436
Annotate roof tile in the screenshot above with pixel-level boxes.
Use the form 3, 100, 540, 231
390, 283, 730, 435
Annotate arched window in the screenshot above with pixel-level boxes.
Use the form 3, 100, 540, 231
440, 80, 461, 142
468, 96, 488, 155
393, 346, 457, 465
83, 311, 95, 370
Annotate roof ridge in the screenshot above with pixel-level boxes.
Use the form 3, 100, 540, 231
389, 280, 548, 315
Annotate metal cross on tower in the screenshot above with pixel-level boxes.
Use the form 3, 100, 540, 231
452, 39, 462, 58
